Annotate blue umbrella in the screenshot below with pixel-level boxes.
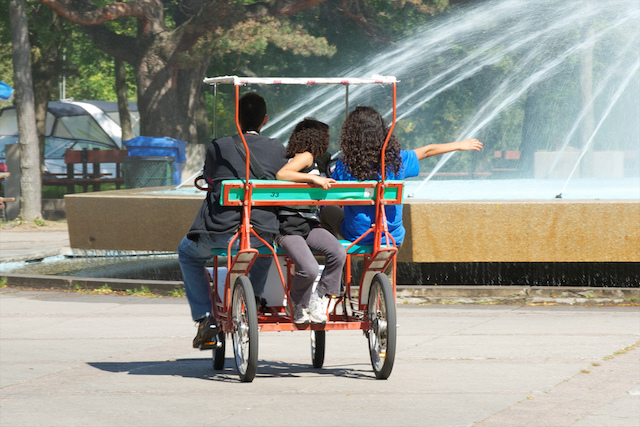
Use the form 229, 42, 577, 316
0, 81, 13, 102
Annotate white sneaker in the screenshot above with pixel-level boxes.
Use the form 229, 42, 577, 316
308, 293, 328, 324
287, 303, 310, 324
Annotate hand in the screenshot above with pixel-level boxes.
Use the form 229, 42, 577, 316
459, 139, 483, 151
310, 175, 336, 190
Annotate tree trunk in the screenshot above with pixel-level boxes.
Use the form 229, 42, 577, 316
32, 64, 54, 173
115, 58, 133, 142
135, 55, 209, 144
9, 0, 42, 221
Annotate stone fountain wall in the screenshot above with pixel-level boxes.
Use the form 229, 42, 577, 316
65, 188, 640, 263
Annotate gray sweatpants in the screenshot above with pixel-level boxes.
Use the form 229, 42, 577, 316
275, 227, 346, 307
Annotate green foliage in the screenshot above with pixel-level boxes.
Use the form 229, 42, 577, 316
168, 287, 186, 298
42, 182, 121, 199
360, 0, 449, 38
126, 286, 156, 297
62, 32, 137, 101
207, 16, 337, 71
0, 1, 137, 103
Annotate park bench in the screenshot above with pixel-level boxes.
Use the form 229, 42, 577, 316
42, 148, 127, 193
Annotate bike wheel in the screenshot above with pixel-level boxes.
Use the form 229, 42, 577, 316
212, 330, 226, 370
231, 275, 259, 382
310, 330, 326, 368
367, 273, 396, 379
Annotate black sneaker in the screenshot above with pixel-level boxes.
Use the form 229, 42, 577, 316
193, 314, 218, 350
255, 296, 268, 313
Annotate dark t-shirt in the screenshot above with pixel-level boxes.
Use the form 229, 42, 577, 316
187, 134, 287, 239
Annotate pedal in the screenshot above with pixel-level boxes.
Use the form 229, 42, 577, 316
199, 340, 218, 350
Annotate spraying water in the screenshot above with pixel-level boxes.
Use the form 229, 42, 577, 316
259, 0, 639, 200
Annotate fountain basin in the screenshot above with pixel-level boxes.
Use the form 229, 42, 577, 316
401, 200, 639, 263
65, 184, 640, 263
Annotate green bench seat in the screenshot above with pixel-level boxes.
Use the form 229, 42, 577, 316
220, 179, 404, 207
212, 179, 403, 258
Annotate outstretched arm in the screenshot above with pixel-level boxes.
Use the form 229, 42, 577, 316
413, 139, 483, 160
276, 151, 336, 190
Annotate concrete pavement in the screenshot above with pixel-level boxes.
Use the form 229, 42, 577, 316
0, 223, 70, 263
1, 287, 639, 427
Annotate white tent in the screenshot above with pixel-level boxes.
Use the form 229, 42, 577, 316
0, 100, 139, 175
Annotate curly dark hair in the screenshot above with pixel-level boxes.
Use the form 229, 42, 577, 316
286, 118, 330, 159
340, 106, 402, 180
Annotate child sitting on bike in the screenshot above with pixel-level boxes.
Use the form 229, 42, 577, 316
321, 106, 483, 245
275, 118, 347, 324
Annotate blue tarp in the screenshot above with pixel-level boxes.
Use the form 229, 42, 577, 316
123, 136, 187, 185
0, 81, 14, 102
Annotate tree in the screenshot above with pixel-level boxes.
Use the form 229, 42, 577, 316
40, 0, 448, 145
114, 57, 133, 141
9, 0, 42, 221
40, 0, 335, 144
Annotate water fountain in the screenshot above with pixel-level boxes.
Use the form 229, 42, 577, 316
61, 0, 638, 285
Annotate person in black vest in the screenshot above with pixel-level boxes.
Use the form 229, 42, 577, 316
178, 93, 287, 350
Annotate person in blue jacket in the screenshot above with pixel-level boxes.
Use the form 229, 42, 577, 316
321, 106, 483, 245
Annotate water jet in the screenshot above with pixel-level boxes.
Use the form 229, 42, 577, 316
61, 0, 640, 286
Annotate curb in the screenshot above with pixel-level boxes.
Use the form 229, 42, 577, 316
396, 285, 640, 305
1, 273, 638, 305
1, 274, 183, 295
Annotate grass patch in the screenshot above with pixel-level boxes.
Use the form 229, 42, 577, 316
168, 287, 186, 298
603, 341, 639, 360
43, 183, 120, 199
90, 284, 114, 295
126, 286, 157, 297
70, 283, 161, 297
0, 277, 7, 289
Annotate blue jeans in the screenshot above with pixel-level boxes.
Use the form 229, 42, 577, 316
178, 233, 273, 321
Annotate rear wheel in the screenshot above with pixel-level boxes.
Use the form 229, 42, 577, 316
311, 330, 326, 368
231, 276, 259, 382
366, 273, 396, 379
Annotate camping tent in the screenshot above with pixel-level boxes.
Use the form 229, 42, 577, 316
0, 100, 139, 176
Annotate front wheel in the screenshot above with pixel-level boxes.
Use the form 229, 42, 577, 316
311, 330, 326, 368
366, 273, 396, 379
212, 330, 226, 370
231, 276, 259, 382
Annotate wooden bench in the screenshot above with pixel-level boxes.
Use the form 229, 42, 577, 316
42, 148, 128, 193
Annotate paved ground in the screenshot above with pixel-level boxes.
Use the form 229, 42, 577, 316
0, 222, 70, 263
1, 287, 639, 427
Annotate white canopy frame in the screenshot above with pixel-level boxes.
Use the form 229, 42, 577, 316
202, 74, 399, 180
203, 75, 398, 140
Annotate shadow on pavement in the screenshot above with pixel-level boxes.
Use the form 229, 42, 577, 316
88, 358, 374, 382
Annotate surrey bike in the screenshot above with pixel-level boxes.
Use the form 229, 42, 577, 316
196, 75, 402, 382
